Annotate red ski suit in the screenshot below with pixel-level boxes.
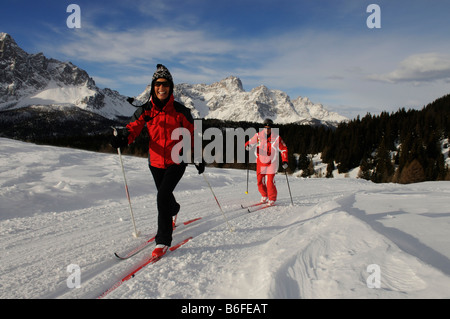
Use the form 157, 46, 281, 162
125, 95, 194, 246
126, 95, 194, 169
245, 130, 288, 201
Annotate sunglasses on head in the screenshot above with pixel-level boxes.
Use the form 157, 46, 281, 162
154, 81, 170, 87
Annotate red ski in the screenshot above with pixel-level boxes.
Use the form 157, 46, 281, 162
98, 237, 193, 299
246, 203, 276, 213
241, 202, 266, 209
114, 217, 201, 260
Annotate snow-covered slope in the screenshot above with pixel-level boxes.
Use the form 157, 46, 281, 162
0, 137, 449, 300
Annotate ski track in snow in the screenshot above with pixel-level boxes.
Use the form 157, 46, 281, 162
0, 138, 449, 299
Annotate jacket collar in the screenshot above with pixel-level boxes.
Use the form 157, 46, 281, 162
151, 94, 174, 111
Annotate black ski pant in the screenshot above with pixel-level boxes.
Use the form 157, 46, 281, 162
149, 163, 186, 246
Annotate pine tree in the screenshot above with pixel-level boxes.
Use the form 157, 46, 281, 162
371, 137, 394, 183
358, 155, 373, 180
399, 159, 426, 184
326, 161, 335, 178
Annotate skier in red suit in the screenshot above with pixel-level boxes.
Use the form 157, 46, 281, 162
111, 64, 204, 258
245, 119, 288, 205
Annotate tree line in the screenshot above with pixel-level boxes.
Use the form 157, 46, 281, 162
114, 93, 449, 184
4, 94, 449, 184
279, 94, 450, 183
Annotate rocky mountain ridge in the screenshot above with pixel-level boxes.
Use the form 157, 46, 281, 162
136, 76, 348, 125
1, 32, 347, 131
0, 32, 134, 120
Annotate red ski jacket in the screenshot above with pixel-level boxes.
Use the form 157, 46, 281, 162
126, 95, 195, 169
245, 130, 288, 171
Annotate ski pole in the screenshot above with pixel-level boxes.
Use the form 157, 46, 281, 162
202, 173, 235, 232
245, 145, 251, 194
113, 127, 141, 238
245, 163, 249, 194
285, 168, 294, 206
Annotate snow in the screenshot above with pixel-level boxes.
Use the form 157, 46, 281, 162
14, 82, 95, 109
5, 80, 135, 120
1, 137, 449, 299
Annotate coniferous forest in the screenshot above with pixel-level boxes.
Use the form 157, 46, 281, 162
279, 94, 450, 183
2, 94, 449, 184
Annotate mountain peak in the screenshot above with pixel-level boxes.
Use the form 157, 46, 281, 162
0, 33, 134, 119
174, 77, 347, 125
0, 32, 25, 58
0, 32, 10, 42
214, 76, 244, 92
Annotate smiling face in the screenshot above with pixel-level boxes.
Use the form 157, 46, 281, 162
154, 79, 170, 101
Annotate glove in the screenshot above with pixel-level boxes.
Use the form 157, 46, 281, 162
110, 133, 129, 149
195, 161, 205, 174
126, 97, 135, 105
282, 162, 288, 170
245, 145, 250, 151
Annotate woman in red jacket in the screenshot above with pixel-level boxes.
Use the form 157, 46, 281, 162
111, 64, 204, 258
245, 119, 288, 206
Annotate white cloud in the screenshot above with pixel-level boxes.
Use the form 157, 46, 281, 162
43, 20, 450, 120
367, 53, 450, 84
55, 26, 237, 66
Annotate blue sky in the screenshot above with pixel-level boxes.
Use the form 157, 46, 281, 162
2, 0, 450, 119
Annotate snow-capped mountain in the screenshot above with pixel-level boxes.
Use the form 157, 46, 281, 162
135, 76, 347, 125
1, 32, 346, 128
0, 32, 134, 120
